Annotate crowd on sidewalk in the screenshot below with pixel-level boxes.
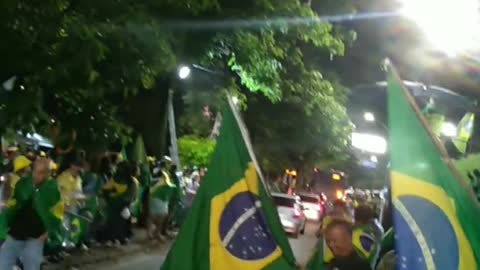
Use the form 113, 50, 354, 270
0, 145, 205, 270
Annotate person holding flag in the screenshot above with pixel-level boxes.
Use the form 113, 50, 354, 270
148, 159, 176, 241
161, 96, 298, 270
0, 158, 64, 270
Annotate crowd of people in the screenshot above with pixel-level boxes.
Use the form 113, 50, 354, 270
315, 199, 392, 270
0, 145, 205, 270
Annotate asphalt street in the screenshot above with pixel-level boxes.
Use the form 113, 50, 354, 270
85, 222, 320, 270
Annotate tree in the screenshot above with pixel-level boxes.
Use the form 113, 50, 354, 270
244, 90, 351, 184
0, 0, 353, 158
178, 135, 216, 167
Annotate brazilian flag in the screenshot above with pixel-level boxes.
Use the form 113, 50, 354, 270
387, 65, 480, 270
161, 97, 297, 270
305, 241, 325, 270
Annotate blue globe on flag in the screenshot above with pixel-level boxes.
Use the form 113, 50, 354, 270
219, 191, 278, 260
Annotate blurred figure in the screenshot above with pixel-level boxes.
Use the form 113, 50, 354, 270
4, 155, 32, 199
1, 145, 19, 174
0, 158, 64, 270
167, 164, 185, 230
57, 155, 85, 248
57, 156, 84, 209
375, 250, 396, 270
325, 219, 371, 270
184, 168, 200, 209
318, 199, 353, 236
100, 161, 137, 245
148, 161, 176, 241
353, 205, 381, 265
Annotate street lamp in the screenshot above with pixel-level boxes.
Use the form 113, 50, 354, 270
364, 112, 375, 122
441, 122, 457, 137
351, 132, 387, 154
178, 65, 191, 80
399, 0, 480, 56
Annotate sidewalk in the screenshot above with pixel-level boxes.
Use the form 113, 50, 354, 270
45, 229, 172, 270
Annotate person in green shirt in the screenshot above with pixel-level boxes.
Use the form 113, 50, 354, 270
0, 158, 64, 270
148, 161, 175, 241
99, 161, 136, 245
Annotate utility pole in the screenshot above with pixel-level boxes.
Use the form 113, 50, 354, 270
167, 88, 181, 168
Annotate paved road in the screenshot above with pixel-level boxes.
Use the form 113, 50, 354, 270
87, 222, 320, 269
289, 221, 319, 265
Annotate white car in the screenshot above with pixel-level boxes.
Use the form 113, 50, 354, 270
271, 193, 306, 238
297, 192, 324, 222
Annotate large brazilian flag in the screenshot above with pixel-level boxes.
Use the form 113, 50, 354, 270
387, 65, 480, 270
161, 97, 297, 270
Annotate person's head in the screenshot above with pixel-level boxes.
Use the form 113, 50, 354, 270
114, 161, 133, 183
69, 158, 84, 177
355, 204, 374, 225
131, 163, 140, 178
332, 199, 349, 217
6, 145, 18, 159
325, 219, 354, 257
159, 161, 167, 170
26, 150, 36, 161
33, 158, 51, 185
99, 156, 112, 174
14, 155, 32, 176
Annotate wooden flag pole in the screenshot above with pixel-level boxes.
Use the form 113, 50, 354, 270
227, 94, 272, 196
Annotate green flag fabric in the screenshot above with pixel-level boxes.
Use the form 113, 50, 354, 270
305, 241, 325, 270
161, 98, 296, 270
131, 135, 148, 164
387, 65, 480, 270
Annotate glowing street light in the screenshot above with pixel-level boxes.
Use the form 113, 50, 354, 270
441, 122, 457, 137
364, 112, 375, 122
178, 65, 191, 80
351, 132, 387, 154
370, 155, 378, 163
399, 0, 480, 56
232, 96, 239, 105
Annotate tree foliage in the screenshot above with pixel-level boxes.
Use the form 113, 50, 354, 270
178, 135, 216, 167
1, 0, 353, 160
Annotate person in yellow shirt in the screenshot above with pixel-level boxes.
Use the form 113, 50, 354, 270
56, 156, 85, 247
57, 158, 84, 207
5, 156, 32, 199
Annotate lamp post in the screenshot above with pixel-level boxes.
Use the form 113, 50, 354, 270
164, 65, 194, 168
167, 86, 180, 168
167, 64, 225, 167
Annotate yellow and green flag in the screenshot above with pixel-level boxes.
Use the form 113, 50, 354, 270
161, 97, 296, 270
387, 66, 480, 270
453, 112, 475, 154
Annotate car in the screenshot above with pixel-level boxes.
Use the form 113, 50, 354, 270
271, 192, 306, 238
296, 192, 324, 222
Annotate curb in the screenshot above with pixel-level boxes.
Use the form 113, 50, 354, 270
45, 240, 172, 270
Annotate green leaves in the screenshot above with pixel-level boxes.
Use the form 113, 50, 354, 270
178, 135, 216, 167
0, 0, 354, 156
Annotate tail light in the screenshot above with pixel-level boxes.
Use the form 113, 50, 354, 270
336, 190, 344, 200
293, 206, 301, 218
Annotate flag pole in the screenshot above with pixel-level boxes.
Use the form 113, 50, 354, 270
386, 59, 480, 206
226, 94, 272, 196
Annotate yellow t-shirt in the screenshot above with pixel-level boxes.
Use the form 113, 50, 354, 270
8, 173, 20, 191
57, 171, 82, 206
